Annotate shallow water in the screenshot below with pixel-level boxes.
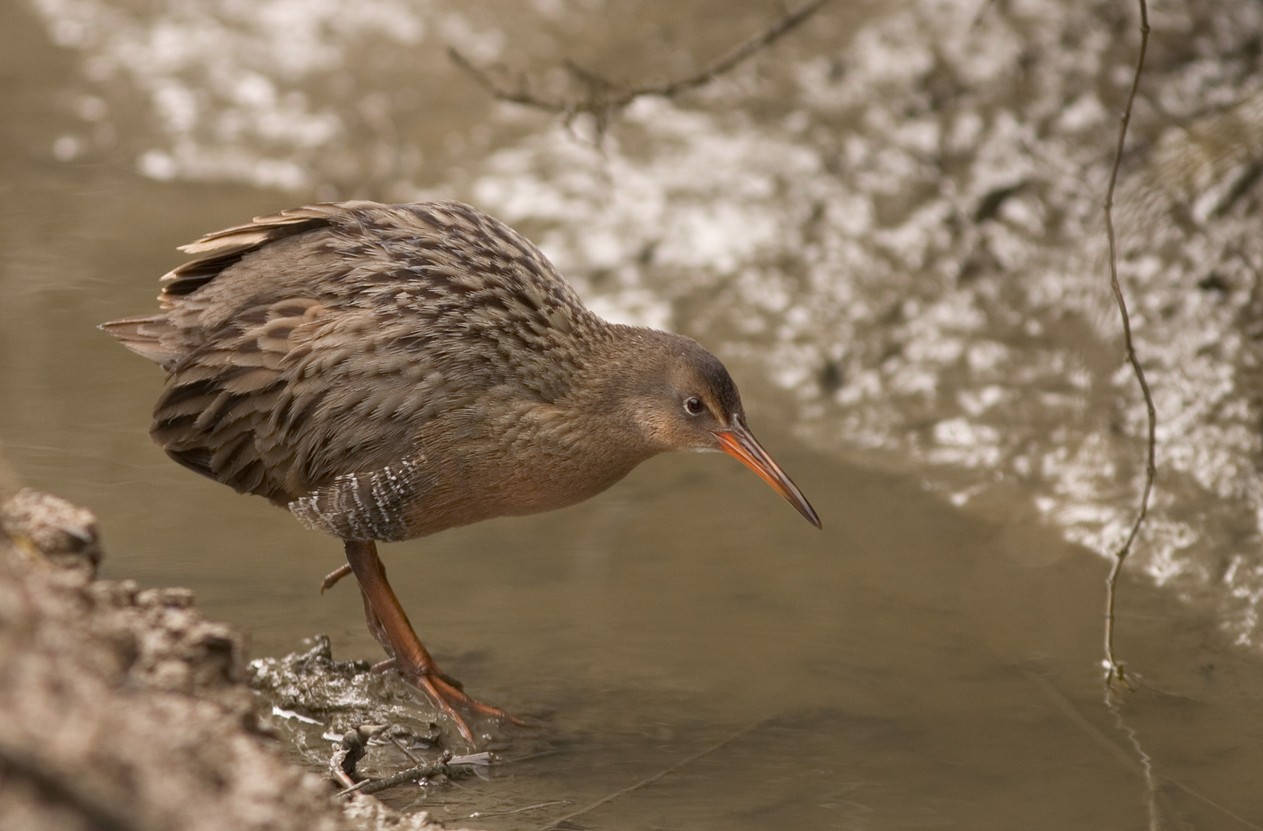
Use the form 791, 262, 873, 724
3, 0, 1263, 828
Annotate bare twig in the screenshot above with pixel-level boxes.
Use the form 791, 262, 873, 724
470, 800, 572, 819
328, 725, 381, 788
342, 762, 451, 796
532, 718, 766, 831
388, 733, 424, 765
1101, 0, 1154, 690
450, 0, 833, 137
334, 751, 492, 798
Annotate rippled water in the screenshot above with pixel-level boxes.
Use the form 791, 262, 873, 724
3, 0, 1263, 828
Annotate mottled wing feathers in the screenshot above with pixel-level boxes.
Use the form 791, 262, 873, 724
150, 297, 318, 501
150, 293, 451, 507
104, 200, 606, 534
98, 315, 181, 365
101, 204, 355, 368
161, 202, 370, 298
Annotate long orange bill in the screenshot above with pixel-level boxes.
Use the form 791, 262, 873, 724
713, 416, 822, 529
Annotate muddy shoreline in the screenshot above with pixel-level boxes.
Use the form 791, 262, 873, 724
0, 482, 473, 831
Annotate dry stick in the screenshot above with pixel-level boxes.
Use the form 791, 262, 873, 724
622, 0, 834, 100
532, 718, 767, 831
337, 760, 458, 798
471, 800, 572, 820
449, 0, 833, 132
1101, 0, 1155, 689
351, 762, 454, 796
335, 751, 492, 798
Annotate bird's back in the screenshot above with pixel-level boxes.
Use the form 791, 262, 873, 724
103, 201, 611, 539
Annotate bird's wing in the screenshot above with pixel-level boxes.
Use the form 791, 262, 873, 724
101, 202, 373, 367
150, 290, 473, 511
142, 203, 480, 508
161, 202, 375, 299
130, 200, 605, 535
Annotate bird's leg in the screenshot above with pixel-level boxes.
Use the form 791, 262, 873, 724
338, 555, 457, 683
356, 583, 395, 658
342, 539, 523, 742
319, 563, 352, 594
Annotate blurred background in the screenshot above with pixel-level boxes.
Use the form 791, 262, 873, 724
3, 0, 1263, 828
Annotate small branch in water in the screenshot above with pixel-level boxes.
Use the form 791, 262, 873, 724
335, 751, 492, 797
449, 0, 833, 138
328, 724, 382, 789
388, 733, 424, 766
470, 800, 573, 819
1101, 0, 1155, 691
532, 718, 766, 831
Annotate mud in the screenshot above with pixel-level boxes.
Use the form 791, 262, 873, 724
0, 478, 472, 831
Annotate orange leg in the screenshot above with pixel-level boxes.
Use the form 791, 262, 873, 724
342, 539, 522, 742
319, 563, 352, 594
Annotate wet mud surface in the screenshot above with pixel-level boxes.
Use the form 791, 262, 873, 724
0, 484, 436, 831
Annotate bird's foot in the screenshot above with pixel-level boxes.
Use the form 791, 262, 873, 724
369, 658, 465, 692
397, 663, 529, 742
337, 540, 530, 743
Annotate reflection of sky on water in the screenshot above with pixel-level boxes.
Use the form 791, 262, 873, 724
28, 0, 1263, 645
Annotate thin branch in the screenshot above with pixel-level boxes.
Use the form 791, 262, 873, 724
470, 800, 573, 820
448, 48, 566, 114
532, 718, 766, 831
334, 751, 491, 797
625, 0, 834, 100
1101, 0, 1154, 690
342, 762, 451, 796
449, 0, 833, 137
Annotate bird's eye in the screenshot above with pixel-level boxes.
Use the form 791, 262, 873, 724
684, 396, 705, 416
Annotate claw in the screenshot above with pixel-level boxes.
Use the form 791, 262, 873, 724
342, 539, 526, 743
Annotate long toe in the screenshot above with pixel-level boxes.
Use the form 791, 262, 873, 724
408, 670, 528, 742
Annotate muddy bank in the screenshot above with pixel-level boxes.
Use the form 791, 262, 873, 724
0, 481, 472, 831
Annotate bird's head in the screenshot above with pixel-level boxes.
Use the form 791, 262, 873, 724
609, 329, 821, 529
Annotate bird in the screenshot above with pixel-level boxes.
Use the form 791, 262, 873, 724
101, 200, 821, 742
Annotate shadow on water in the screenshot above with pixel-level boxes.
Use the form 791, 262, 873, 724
3, 0, 1263, 828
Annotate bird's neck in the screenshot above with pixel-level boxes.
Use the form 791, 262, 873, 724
565, 323, 665, 409
559, 323, 695, 455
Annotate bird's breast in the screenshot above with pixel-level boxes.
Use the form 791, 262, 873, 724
402, 402, 650, 536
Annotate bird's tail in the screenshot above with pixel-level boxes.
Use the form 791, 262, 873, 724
98, 315, 178, 366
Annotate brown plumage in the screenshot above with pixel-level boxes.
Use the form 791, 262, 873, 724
103, 200, 819, 742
